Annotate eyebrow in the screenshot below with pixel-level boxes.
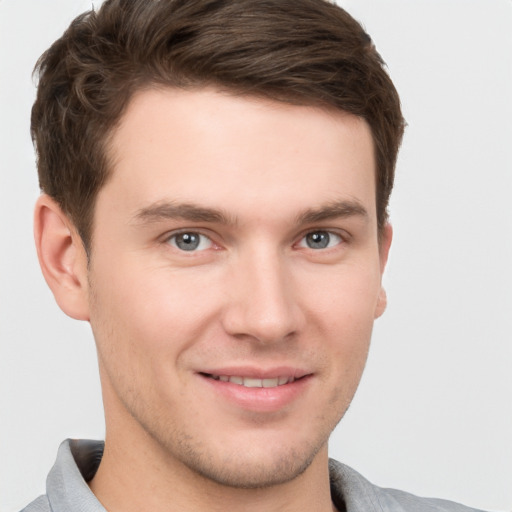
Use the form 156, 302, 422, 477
133, 198, 368, 226
133, 201, 236, 225
296, 200, 369, 225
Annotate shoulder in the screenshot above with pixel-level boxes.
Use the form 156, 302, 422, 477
19, 495, 51, 512
329, 459, 488, 512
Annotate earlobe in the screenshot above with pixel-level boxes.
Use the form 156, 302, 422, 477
374, 287, 387, 319
34, 194, 90, 321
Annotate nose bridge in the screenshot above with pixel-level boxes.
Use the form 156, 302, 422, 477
222, 243, 301, 343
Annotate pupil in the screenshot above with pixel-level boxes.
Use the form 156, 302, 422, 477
177, 233, 199, 251
307, 231, 329, 249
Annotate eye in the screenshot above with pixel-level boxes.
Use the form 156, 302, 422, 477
167, 232, 213, 252
298, 230, 343, 250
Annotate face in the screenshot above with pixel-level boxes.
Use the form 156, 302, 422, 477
86, 88, 390, 488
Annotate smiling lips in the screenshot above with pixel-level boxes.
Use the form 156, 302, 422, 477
205, 374, 296, 388
200, 370, 312, 412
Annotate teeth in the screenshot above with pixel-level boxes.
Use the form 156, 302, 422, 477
262, 378, 278, 388
210, 375, 296, 388
243, 377, 263, 388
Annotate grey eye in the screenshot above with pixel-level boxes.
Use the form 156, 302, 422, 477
299, 231, 342, 250
169, 232, 212, 252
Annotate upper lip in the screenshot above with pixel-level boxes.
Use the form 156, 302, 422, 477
198, 366, 312, 380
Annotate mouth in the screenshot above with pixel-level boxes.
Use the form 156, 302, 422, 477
201, 373, 298, 388
198, 369, 312, 412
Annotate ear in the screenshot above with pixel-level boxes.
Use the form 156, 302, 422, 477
374, 222, 393, 319
34, 194, 90, 321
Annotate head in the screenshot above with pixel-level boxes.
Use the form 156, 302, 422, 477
32, 0, 405, 496
31, 0, 404, 254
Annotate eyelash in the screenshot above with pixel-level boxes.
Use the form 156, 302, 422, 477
164, 229, 347, 253
166, 231, 216, 252
296, 230, 345, 250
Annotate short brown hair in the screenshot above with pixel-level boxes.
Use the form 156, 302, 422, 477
31, 0, 405, 251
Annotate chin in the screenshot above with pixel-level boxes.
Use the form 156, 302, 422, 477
176, 442, 323, 489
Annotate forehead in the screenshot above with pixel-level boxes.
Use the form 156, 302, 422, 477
103, 87, 377, 223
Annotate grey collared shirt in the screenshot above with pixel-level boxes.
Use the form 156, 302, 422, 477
21, 439, 486, 512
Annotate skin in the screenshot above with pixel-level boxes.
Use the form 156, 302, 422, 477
35, 88, 391, 512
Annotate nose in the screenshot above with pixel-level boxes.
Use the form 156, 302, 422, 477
221, 248, 304, 344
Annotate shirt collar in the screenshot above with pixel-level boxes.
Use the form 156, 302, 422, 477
46, 439, 106, 512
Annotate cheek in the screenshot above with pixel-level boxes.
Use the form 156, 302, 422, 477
299, 261, 380, 380
300, 259, 382, 327
88, 259, 219, 411
89, 256, 223, 362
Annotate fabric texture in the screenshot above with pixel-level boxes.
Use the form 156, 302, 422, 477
21, 439, 487, 512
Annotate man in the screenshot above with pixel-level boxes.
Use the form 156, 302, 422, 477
21, 0, 487, 511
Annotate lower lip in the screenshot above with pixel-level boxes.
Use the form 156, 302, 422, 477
199, 374, 312, 413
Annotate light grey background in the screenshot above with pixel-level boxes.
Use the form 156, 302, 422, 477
1, 1, 510, 510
